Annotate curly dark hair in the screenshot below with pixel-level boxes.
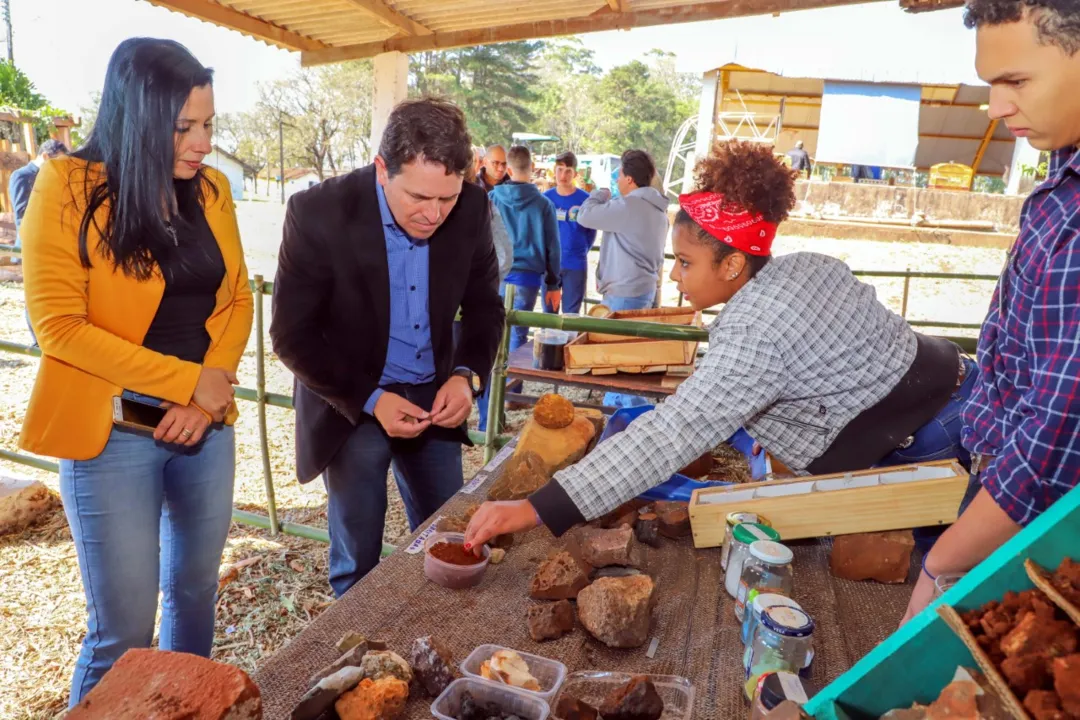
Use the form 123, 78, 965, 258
674, 140, 797, 276
964, 0, 1080, 54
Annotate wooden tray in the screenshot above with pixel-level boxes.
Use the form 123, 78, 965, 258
688, 460, 968, 547
564, 310, 702, 375
585, 307, 699, 344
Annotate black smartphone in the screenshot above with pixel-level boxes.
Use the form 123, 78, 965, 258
112, 396, 168, 432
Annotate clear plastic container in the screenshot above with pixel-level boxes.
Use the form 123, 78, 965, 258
533, 329, 570, 371
549, 671, 695, 720
461, 645, 567, 701
424, 532, 490, 589
431, 678, 549, 720
735, 540, 794, 621
720, 512, 764, 571
724, 523, 781, 599
743, 606, 815, 700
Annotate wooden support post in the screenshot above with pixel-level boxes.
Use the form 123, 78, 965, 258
369, 52, 409, 163
969, 118, 999, 187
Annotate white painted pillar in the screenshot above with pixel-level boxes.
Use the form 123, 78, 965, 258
1006, 137, 1042, 195
370, 51, 409, 163
695, 70, 720, 160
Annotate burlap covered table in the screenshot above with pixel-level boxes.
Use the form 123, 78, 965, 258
253, 445, 916, 719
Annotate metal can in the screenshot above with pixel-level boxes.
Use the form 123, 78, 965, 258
720, 512, 763, 571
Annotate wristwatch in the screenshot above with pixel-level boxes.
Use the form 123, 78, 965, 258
452, 368, 482, 398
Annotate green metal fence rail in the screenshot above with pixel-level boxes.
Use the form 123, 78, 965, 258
0, 244, 994, 551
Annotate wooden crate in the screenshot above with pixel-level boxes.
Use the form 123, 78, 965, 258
563, 309, 702, 375
805, 482, 1080, 719
586, 307, 698, 344
687, 459, 968, 548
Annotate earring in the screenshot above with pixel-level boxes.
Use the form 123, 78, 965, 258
729, 273, 739, 280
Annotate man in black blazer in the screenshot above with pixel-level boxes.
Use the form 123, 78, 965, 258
270, 99, 504, 596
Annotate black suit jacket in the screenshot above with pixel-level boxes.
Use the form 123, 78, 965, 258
270, 165, 505, 483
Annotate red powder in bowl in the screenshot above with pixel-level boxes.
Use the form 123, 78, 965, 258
428, 541, 484, 566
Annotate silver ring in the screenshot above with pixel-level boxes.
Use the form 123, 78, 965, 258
180, 428, 193, 438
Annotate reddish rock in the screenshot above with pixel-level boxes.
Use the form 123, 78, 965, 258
580, 527, 641, 568
1052, 654, 1080, 717
527, 600, 576, 642
1000, 613, 1078, 658
1052, 559, 1080, 607
530, 552, 591, 600
409, 635, 458, 699
599, 676, 664, 720
1001, 654, 1051, 695
829, 531, 915, 584
576, 575, 655, 648
634, 514, 660, 548
67, 648, 261, 720
554, 695, 599, 720
596, 499, 650, 529
1024, 690, 1066, 720
653, 501, 691, 539
488, 450, 549, 502
335, 677, 409, 720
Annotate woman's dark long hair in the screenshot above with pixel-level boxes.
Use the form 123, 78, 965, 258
74, 38, 216, 280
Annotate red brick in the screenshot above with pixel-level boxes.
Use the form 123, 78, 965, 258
830, 531, 915, 584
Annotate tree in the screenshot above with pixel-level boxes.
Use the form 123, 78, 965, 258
0, 61, 44, 110
529, 39, 602, 152
71, 91, 100, 147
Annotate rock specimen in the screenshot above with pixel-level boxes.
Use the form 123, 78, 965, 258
575, 407, 607, 441
554, 695, 599, 720
599, 676, 664, 720
514, 414, 597, 476
1052, 654, 1080, 717
1024, 690, 1066, 720
488, 450, 549, 502
437, 504, 481, 533
66, 648, 261, 720
1000, 613, 1078, 658
653, 501, 692, 539
634, 513, 660, 548
336, 632, 386, 654
294, 666, 366, 720
309, 637, 390, 687
480, 649, 541, 691
531, 551, 591, 600
527, 600, 575, 642
677, 451, 713, 479
409, 635, 458, 699
580, 527, 642, 568
458, 691, 523, 720
534, 393, 575, 429
576, 575, 655, 648
359, 650, 413, 683
1051, 558, 1080, 608
1001, 653, 1050, 695
596, 499, 650, 530
489, 548, 507, 565
335, 677, 409, 720
830, 530, 915, 584
0, 475, 57, 535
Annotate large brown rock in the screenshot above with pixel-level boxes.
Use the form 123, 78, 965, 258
830, 531, 916, 584
335, 677, 409, 720
599, 676, 664, 720
409, 636, 458, 699
527, 600, 576, 642
67, 648, 261, 719
576, 575, 655, 648
634, 514, 661, 548
0, 475, 57, 535
514, 415, 597, 476
653, 501, 691, 539
580, 527, 642, 568
488, 451, 549, 502
530, 551, 591, 600
1052, 654, 1080, 716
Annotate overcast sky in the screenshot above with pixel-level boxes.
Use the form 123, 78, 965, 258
11, 0, 979, 119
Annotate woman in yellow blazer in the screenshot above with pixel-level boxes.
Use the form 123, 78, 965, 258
20, 38, 253, 705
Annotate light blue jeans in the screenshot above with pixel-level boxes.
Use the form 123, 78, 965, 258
602, 289, 657, 409
59, 417, 235, 706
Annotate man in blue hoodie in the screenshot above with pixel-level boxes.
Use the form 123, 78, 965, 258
543, 151, 596, 315
478, 145, 561, 431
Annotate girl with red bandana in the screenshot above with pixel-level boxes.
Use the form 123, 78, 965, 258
464, 141, 978, 550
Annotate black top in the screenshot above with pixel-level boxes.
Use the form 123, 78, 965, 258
142, 209, 225, 363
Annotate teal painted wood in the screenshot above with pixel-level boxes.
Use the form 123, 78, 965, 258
805, 484, 1080, 718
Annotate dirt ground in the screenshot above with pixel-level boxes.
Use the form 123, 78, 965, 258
0, 199, 1004, 719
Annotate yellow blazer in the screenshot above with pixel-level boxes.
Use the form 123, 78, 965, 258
19, 157, 254, 460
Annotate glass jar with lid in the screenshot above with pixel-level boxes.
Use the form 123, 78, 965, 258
741, 593, 802, 647
743, 606, 815, 700
724, 523, 781, 599
735, 540, 794, 621
720, 512, 768, 571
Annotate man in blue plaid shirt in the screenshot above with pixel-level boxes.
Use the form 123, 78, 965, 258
905, 0, 1080, 621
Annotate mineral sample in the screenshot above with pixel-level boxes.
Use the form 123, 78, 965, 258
599, 676, 664, 720
580, 527, 641, 568
530, 551, 590, 601
829, 531, 915, 584
554, 695, 599, 720
1052, 654, 1080, 717
359, 650, 413, 683
653, 501, 691, 539
634, 514, 660, 548
576, 575, 655, 648
488, 451, 549, 502
409, 635, 458, 699
293, 666, 366, 720
480, 649, 541, 691
335, 677, 409, 720
527, 600, 575, 642
534, 394, 575, 430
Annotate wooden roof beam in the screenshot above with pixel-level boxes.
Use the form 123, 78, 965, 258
302, 0, 890, 65
340, 0, 433, 36
143, 0, 328, 51
606, 0, 630, 11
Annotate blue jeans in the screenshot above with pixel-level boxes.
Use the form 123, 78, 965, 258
876, 356, 979, 552
545, 269, 587, 315
60, 420, 235, 705
323, 417, 463, 597
602, 289, 657, 409
478, 283, 542, 432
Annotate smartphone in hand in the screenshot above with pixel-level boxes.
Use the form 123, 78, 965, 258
112, 396, 167, 432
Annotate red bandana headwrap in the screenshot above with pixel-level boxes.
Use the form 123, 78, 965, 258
678, 191, 777, 257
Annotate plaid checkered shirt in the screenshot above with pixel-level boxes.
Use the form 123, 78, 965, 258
961, 145, 1080, 526
553, 252, 918, 521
